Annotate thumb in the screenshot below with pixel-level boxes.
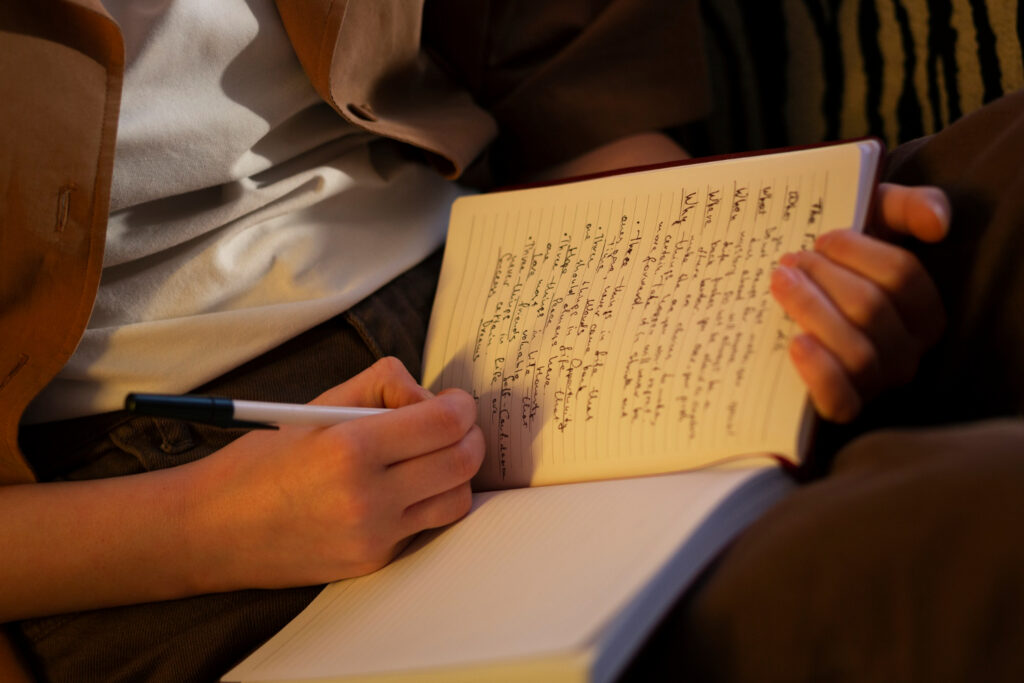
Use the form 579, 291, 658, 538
872, 183, 951, 243
312, 357, 432, 409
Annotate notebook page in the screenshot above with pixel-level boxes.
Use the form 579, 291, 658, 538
424, 142, 878, 489
223, 468, 789, 682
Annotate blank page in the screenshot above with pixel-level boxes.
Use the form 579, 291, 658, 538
223, 468, 792, 683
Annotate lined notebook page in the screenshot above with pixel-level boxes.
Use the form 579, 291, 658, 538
424, 141, 879, 489
223, 468, 793, 683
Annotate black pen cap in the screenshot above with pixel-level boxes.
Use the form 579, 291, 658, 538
125, 393, 234, 424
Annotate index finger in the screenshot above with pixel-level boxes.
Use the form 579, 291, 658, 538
813, 230, 945, 345
334, 389, 479, 467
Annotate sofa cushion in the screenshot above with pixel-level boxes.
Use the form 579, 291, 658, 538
700, 0, 1024, 153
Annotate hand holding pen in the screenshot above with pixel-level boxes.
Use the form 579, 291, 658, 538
155, 357, 484, 592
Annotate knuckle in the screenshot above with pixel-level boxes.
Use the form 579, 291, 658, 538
373, 355, 409, 378
798, 249, 827, 273
322, 428, 363, 466
780, 270, 815, 311
422, 485, 473, 529
787, 251, 820, 282
434, 400, 464, 438
446, 484, 474, 522
449, 439, 482, 481
453, 484, 473, 517
467, 424, 485, 459
339, 490, 376, 527
450, 428, 485, 481
887, 250, 921, 287
816, 229, 854, 257
844, 338, 880, 382
798, 339, 863, 424
434, 391, 474, 438
846, 284, 887, 328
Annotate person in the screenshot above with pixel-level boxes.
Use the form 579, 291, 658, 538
2, 3, 1019, 683
0, 1, 708, 679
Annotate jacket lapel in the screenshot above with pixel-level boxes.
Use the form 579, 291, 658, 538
0, 0, 124, 483
276, 0, 495, 178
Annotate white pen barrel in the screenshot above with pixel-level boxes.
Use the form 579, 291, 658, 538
232, 400, 390, 426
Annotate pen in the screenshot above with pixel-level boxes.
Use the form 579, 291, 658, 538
125, 393, 391, 430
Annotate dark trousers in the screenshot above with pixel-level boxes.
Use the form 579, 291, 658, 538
14, 89, 1024, 681
622, 90, 1024, 682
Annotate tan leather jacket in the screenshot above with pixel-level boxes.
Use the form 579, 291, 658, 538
0, 0, 708, 485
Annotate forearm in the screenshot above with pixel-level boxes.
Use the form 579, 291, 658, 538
532, 131, 689, 182
1, 359, 485, 622
0, 464, 208, 621
425, 0, 709, 181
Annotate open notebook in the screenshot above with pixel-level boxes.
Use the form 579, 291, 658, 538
225, 139, 883, 682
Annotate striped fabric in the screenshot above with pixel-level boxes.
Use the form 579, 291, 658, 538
699, 0, 1024, 152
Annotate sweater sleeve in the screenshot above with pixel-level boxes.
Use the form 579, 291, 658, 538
422, 0, 710, 182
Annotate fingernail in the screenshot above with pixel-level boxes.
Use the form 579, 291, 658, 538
927, 196, 951, 236
778, 252, 798, 267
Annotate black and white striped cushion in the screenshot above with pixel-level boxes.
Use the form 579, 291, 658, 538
699, 0, 1024, 152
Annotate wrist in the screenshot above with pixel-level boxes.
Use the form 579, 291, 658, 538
0, 465, 217, 620
175, 449, 255, 595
